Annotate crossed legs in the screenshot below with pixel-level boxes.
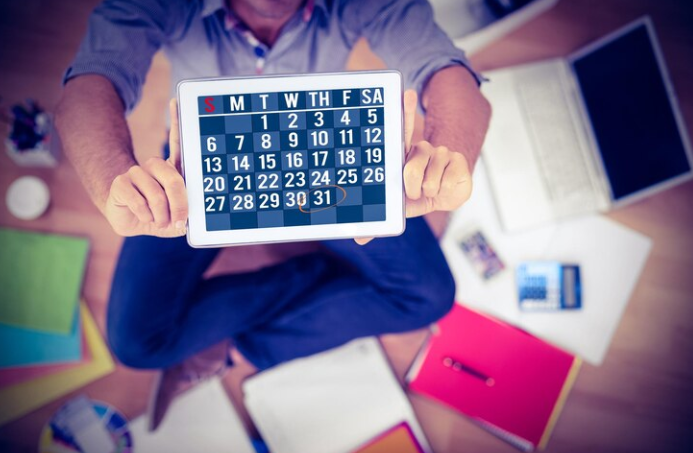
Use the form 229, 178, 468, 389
107, 217, 454, 370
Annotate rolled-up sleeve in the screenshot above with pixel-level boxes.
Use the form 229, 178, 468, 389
340, 0, 483, 97
64, 0, 185, 113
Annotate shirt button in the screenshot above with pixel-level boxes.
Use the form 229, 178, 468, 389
254, 47, 266, 57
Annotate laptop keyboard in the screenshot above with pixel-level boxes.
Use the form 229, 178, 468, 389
515, 66, 599, 213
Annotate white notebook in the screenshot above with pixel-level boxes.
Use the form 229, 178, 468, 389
243, 337, 431, 453
441, 161, 652, 365
130, 379, 255, 453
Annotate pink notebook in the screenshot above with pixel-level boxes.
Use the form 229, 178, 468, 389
407, 304, 580, 451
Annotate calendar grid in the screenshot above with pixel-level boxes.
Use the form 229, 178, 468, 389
198, 88, 387, 231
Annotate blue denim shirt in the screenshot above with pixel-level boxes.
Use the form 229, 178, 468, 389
65, 0, 479, 113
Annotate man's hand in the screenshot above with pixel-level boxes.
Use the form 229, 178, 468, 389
104, 99, 188, 237
354, 90, 473, 245
402, 90, 473, 218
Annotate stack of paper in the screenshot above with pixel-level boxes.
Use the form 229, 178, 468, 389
0, 305, 83, 369
0, 229, 114, 426
0, 303, 115, 425
243, 337, 431, 453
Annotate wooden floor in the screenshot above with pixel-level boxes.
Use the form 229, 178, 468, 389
1, 0, 693, 451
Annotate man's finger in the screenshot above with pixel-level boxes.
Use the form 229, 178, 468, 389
354, 237, 374, 246
128, 166, 170, 227
168, 98, 182, 171
111, 175, 154, 223
406, 196, 435, 218
403, 90, 417, 154
440, 153, 472, 194
403, 141, 432, 200
146, 157, 189, 229
422, 147, 450, 198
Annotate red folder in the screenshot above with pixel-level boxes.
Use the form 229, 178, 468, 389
407, 304, 580, 451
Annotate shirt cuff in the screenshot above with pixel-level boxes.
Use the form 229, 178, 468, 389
414, 57, 487, 113
63, 59, 141, 114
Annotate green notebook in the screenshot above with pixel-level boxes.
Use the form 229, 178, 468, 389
0, 229, 89, 334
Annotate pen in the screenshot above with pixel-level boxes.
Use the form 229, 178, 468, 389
442, 356, 495, 387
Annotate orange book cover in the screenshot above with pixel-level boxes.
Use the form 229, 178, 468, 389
353, 422, 424, 453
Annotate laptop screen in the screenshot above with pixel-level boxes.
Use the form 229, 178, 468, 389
571, 22, 691, 201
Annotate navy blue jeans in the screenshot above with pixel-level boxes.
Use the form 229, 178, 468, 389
107, 217, 455, 370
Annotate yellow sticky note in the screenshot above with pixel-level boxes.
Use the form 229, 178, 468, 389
0, 302, 115, 426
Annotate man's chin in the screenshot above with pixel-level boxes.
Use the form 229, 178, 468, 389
241, 0, 303, 19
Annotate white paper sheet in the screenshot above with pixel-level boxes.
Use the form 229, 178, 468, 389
441, 161, 652, 365
243, 338, 430, 453
130, 379, 255, 453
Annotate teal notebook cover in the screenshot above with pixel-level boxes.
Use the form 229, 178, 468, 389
0, 304, 82, 368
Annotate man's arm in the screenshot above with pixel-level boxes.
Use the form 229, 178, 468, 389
341, 0, 491, 221
422, 65, 491, 172
55, 75, 136, 212
56, 76, 188, 237
56, 0, 190, 237
399, 66, 491, 218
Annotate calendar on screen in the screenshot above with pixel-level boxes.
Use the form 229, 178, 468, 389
196, 87, 387, 231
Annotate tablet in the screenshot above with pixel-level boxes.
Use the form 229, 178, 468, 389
177, 71, 405, 247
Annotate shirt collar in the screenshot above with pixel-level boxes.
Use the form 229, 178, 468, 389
201, 0, 323, 27
201, 0, 224, 18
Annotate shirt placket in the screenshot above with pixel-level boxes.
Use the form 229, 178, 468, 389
241, 29, 268, 74
224, 1, 314, 75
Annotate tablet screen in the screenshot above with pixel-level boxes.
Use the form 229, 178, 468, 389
196, 88, 387, 231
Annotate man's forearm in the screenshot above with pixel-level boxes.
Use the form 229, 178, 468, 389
422, 66, 491, 170
55, 75, 137, 212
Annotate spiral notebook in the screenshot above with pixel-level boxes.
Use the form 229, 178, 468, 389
406, 304, 580, 451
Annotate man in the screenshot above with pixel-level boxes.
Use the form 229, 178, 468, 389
56, 0, 491, 429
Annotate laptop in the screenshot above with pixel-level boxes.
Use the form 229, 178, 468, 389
480, 17, 693, 232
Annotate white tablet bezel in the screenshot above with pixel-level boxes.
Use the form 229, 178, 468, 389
177, 71, 405, 248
